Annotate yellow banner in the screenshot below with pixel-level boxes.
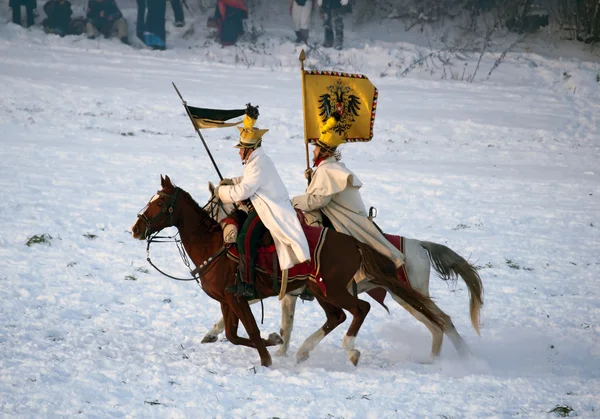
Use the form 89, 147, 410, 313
303, 70, 378, 143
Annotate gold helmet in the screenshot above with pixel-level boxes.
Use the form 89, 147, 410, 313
234, 104, 269, 149
315, 114, 345, 152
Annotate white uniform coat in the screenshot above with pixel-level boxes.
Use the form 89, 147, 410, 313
292, 157, 405, 268
218, 147, 311, 270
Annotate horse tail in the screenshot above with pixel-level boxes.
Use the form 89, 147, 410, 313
356, 241, 445, 331
419, 241, 484, 335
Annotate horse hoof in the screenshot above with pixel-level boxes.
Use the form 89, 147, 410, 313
296, 350, 309, 364
349, 350, 361, 366
201, 334, 218, 344
261, 356, 272, 367
268, 332, 284, 345
275, 347, 288, 357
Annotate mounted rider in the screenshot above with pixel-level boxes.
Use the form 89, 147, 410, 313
216, 105, 311, 298
292, 113, 405, 269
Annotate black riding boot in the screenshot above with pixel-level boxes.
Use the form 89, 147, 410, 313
226, 263, 256, 299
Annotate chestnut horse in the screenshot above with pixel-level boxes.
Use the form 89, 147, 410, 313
201, 190, 484, 362
130, 175, 444, 367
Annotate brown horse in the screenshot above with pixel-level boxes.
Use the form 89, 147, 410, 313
130, 175, 444, 367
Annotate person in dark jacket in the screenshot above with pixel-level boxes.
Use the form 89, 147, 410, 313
213, 0, 247, 46
10, 0, 37, 28
86, 0, 129, 44
317, 0, 351, 50
136, 0, 167, 50
42, 0, 84, 36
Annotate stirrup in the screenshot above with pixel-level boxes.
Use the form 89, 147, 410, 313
299, 288, 315, 301
225, 281, 256, 298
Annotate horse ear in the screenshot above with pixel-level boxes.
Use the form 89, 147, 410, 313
164, 175, 172, 187
160, 174, 165, 186
208, 181, 215, 194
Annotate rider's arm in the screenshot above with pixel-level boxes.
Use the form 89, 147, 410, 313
291, 193, 332, 211
218, 163, 261, 204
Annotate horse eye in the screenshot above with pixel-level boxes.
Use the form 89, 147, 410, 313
157, 202, 163, 207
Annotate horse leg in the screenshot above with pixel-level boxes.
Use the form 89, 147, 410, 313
221, 302, 283, 349
275, 294, 298, 357
223, 297, 281, 367
399, 241, 443, 360
304, 284, 371, 366
296, 296, 346, 364
201, 318, 225, 343
202, 299, 265, 344
389, 294, 470, 361
340, 297, 371, 366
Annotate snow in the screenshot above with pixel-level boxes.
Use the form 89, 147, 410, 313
1, 0, 599, 417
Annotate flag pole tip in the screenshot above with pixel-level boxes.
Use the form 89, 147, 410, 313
299, 50, 305, 61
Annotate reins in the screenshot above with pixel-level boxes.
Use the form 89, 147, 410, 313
145, 231, 228, 283
142, 190, 229, 283
141, 189, 268, 324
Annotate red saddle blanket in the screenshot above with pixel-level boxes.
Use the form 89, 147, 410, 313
227, 223, 328, 285
226, 224, 410, 304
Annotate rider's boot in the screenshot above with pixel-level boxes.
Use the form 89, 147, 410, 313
226, 264, 257, 299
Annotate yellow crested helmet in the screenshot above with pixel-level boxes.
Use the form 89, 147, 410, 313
315, 115, 345, 152
234, 104, 269, 149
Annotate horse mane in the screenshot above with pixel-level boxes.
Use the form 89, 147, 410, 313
178, 187, 220, 233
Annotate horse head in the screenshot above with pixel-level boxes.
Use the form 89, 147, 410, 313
130, 174, 182, 240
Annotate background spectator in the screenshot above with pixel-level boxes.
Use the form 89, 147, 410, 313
210, 0, 247, 46
10, 0, 37, 28
291, 0, 312, 44
136, 0, 167, 50
318, 0, 351, 50
86, 0, 128, 44
170, 0, 185, 27
42, 0, 84, 36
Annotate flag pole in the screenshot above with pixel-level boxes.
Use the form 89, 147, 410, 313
298, 50, 311, 185
279, 51, 309, 301
172, 82, 223, 181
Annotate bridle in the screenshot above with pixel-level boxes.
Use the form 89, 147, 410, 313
137, 187, 229, 283
137, 188, 180, 238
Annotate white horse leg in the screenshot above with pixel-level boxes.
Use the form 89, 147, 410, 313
201, 318, 225, 343
405, 239, 474, 358
296, 297, 347, 364
296, 328, 326, 363
389, 294, 443, 361
275, 294, 298, 356
389, 293, 469, 360
396, 239, 441, 359
342, 334, 361, 366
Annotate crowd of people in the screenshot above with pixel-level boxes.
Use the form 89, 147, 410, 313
9, 0, 354, 50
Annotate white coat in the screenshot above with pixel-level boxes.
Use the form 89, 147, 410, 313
218, 147, 311, 270
292, 157, 405, 268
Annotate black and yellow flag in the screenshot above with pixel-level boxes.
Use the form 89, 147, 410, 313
302, 70, 378, 143
187, 106, 246, 130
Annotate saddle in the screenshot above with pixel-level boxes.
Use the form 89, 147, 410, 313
223, 209, 409, 307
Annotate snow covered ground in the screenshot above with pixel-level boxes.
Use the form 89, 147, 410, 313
1, 1, 599, 417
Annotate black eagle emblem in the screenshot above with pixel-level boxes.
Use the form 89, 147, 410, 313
318, 80, 361, 135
